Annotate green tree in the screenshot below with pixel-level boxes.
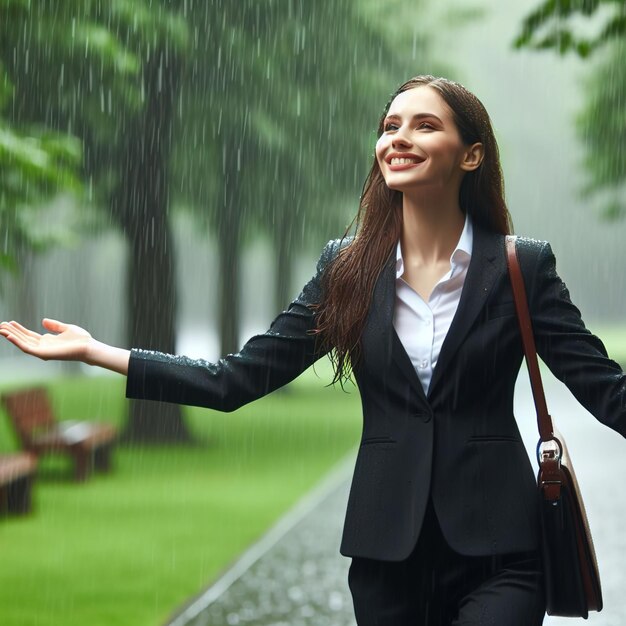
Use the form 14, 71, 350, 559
0, 0, 193, 442
1, 0, 435, 443
514, 0, 626, 57
177, 0, 433, 346
576, 41, 626, 219
515, 0, 626, 219
0, 63, 81, 274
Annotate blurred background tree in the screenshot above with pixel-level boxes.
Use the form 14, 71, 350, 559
514, 0, 626, 220
0, 53, 81, 274
0, 0, 193, 442
176, 0, 431, 356
514, 0, 626, 56
0, 0, 435, 442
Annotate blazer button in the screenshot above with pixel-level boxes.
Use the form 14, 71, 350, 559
418, 411, 432, 423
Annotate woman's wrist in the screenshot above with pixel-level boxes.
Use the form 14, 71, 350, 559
85, 339, 131, 376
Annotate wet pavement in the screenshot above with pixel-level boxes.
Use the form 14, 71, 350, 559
167, 462, 356, 626
167, 372, 626, 626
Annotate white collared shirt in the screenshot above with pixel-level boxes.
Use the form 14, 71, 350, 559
393, 216, 473, 394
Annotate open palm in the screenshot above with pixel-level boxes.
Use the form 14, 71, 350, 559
0, 318, 92, 362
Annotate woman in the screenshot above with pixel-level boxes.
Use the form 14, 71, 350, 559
2, 75, 625, 625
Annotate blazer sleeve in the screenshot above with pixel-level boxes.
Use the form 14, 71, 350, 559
125, 239, 342, 412
525, 240, 626, 438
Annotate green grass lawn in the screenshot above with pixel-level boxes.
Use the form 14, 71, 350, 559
0, 362, 362, 626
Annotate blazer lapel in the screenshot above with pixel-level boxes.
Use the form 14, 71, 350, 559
391, 326, 428, 401
427, 227, 504, 398
361, 245, 428, 401
360, 248, 396, 364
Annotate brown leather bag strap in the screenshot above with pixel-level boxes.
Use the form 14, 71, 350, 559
505, 236, 554, 442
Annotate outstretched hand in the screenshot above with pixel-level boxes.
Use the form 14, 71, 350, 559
0, 318, 92, 362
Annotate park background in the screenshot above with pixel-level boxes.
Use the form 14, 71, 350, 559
1, 0, 625, 625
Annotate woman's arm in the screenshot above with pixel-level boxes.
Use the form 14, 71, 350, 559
0, 318, 130, 375
125, 239, 343, 411
524, 241, 626, 438
1, 238, 344, 411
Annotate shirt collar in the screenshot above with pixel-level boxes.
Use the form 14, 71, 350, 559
395, 214, 473, 279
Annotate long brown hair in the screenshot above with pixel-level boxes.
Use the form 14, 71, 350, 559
315, 75, 512, 385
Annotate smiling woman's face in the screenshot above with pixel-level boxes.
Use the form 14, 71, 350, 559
375, 86, 479, 194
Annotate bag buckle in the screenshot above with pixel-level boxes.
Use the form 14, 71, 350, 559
536, 437, 562, 465
537, 438, 564, 502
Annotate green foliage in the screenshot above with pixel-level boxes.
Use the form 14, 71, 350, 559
514, 0, 626, 57
0, 0, 438, 357
0, 6, 86, 271
175, 0, 435, 243
576, 41, 626, 219
0, 0, 436, 256
0, 112, 82, 270
0, 0, 189, 201
0, 0, 193, 274
514, 0, 626, 220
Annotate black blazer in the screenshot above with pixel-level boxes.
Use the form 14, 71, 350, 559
126, 226, 626, 561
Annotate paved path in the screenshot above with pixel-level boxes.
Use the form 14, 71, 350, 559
170, 475, 355, 626
166, 373, 626, 626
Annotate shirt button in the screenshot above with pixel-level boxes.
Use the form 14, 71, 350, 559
418, 359, 429, 369
424, 319, 431, 325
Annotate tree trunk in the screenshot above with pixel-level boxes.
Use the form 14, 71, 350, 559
274, 215, 294, 315
114, 50, 193, 444
217, 150, 244, 357
270, 215, 296, 396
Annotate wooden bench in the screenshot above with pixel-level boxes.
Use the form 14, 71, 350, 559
0, 452, 37, 514
1, 387, 117, 482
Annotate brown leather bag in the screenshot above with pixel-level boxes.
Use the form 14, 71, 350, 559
506, 235, 603, 618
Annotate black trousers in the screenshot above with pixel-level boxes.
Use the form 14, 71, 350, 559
348, 499, 545, 625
